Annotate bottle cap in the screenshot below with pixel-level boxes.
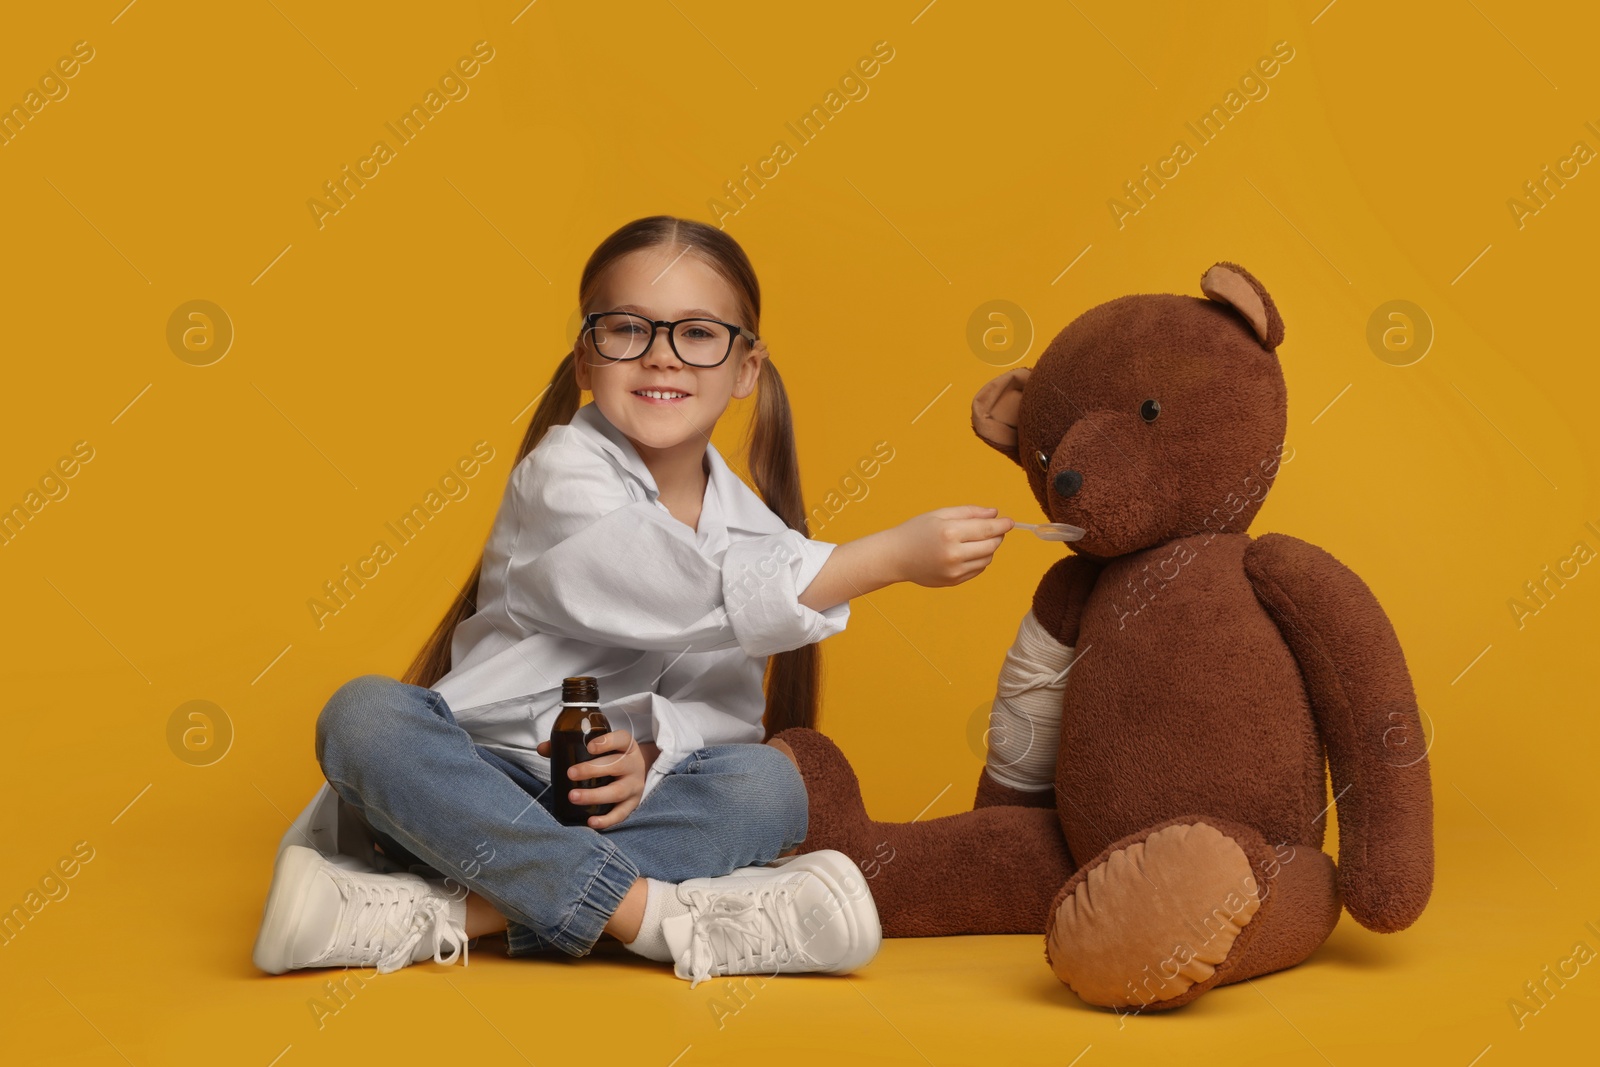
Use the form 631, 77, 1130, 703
562, 676, 599, 704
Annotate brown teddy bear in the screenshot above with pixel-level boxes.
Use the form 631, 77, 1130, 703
774, 262, 1434, 1011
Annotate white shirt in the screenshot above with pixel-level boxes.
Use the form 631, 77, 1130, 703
428, 400, 850, 801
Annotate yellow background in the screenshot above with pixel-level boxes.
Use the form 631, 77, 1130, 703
3, 1, 1596, 1064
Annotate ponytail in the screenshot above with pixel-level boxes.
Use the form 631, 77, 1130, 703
747, 356, 822, 736
400, 354, 581, 688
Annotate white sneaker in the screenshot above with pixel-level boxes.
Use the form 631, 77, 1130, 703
661, 849, 882, 988
253, 844, 469, 975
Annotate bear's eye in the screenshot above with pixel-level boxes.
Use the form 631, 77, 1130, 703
1140, 399, 1161, 422
1033, 449, 1050, 472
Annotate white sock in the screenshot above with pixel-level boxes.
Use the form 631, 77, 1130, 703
623, 878, 690, 962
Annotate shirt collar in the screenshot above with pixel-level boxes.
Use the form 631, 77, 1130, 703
569, 401, 664, 501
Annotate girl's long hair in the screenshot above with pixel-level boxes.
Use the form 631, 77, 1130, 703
400, 216, 821, 736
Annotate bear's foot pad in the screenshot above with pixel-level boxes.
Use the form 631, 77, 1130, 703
1046, 821, 1262, 1009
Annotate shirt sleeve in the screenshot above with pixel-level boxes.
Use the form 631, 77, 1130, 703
500, 442, 849, 658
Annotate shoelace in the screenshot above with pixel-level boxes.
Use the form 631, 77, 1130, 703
681, 885, 805, 989
326, 867, 470, 974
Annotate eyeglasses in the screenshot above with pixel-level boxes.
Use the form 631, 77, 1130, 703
581, 311, 758, 369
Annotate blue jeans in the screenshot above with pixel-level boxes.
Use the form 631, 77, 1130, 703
314, 674, 810, 958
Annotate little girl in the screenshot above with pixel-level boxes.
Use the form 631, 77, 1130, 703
252, 215, 1015, 988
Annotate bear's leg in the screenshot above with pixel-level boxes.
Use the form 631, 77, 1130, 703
1215, 843, 1341, 988
1044, 815, 1335, 1012
774, 727, 1074, 937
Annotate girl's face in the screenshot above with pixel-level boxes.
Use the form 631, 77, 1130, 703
573, 246, 763, 459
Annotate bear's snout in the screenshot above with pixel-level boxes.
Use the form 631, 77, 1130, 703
1032, 408, 1176, 556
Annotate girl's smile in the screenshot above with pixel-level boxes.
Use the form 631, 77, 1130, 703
630, 386, 693, 405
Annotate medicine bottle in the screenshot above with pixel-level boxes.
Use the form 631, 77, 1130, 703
551, 676, 615, 826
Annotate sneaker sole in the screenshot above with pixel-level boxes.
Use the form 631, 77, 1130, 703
252, 845, 324, 975
743, 849, 882, 975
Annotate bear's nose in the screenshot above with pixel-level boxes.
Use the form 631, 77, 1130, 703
1053, 469, 1083, 498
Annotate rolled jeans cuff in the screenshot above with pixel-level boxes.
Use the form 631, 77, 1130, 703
505, 841, 640, 957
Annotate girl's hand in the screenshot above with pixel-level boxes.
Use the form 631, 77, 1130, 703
536, 732, 661, 830
890, 506, 1014, 588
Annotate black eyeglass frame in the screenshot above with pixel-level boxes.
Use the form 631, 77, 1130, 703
581, 310, 759, 369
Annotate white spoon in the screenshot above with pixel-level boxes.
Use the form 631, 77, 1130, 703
1010, 521, 1086, 542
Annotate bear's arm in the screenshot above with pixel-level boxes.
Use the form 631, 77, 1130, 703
1243, 532, 1434, 933
973, 554, 1103, 811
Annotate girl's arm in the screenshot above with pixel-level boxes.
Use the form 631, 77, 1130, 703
499, 443, 846, 659
798, 506, 1015, 612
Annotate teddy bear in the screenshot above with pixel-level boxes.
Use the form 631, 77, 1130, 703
773, 262, 1434, 1011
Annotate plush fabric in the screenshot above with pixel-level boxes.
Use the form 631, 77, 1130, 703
777, 262, 1434, 1011
779, 726, 1074, 937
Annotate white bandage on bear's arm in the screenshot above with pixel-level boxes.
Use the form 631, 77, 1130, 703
984, 608, 1076, 793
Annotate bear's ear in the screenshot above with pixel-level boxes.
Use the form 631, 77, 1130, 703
971, 367, 1030, 463
1200, 262, 1285, 350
